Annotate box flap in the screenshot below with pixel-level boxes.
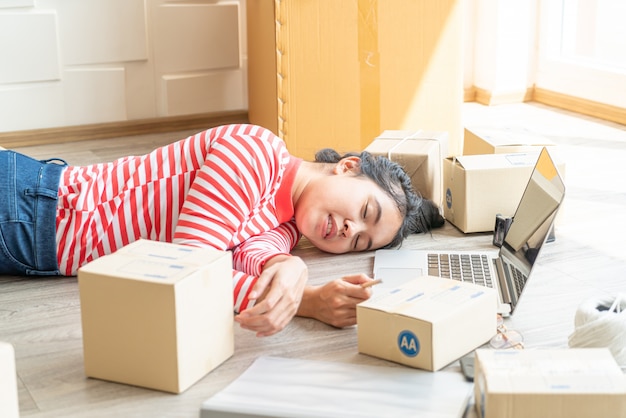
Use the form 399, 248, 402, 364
359, 276, 495, 322
117, 239, 225, 266
453, 152, 539, 171
476, 348, 626, 394
78, 239, 229, 284
465, 127, 555, 147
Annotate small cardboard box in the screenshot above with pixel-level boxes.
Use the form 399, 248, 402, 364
474, 348, 626, 418
443, 152, 546, 233
357, 276, 497, 371
78, 239, 234, 394
365, 130, 449, 209
463, 127, 556, 155
0, 342, 19, 418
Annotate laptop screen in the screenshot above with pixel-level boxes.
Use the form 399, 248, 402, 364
499, 147, 566, 310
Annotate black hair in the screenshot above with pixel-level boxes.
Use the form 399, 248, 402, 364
314, 148, 445, 249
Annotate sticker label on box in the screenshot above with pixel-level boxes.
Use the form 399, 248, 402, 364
398, 330, 420, 357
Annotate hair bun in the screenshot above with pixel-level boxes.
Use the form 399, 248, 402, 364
415, 199, 445, 233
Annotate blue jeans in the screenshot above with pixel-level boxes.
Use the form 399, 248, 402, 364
0, 150, 66, 275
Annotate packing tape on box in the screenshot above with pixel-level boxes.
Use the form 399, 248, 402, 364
386, 130, 423, 159
568, 293, 626, 368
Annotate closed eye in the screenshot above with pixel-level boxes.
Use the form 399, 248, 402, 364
352, 202, 367, 250
353, 234, 372, 252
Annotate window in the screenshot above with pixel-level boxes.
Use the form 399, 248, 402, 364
536, 0, 626, 108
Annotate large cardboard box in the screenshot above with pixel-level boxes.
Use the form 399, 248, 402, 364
0, 342, 19, 418
474, 348, 626, 418
357, 276, 497, 371
365, 130, 449, 209
463, 127, 556, 155
78, 239, 234, 394
247, 0, 464, 159
443, 152, 553, 233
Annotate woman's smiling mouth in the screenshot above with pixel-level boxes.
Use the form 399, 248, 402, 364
325, 215, 336, 239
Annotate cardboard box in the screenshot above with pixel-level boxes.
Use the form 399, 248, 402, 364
247, 0, 464, 159
0, 342, 19, 418
463, 127, 556, 155
78, 239, 234, 394
357, 276, 497, 371
474, 348, 626, 418
443, 152, 549, 233
365, 130, 449, 208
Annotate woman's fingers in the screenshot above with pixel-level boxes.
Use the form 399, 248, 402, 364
236, 256, 307, 337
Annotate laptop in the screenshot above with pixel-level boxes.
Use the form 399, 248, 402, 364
373, 147, 565, 315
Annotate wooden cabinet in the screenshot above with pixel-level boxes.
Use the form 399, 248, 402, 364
0, 1, 246, 136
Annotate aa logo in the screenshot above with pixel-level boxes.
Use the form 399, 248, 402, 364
397, 330, 420, 357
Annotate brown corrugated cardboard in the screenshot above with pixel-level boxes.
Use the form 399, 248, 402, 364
365, 130, 449, 209
78, 239, 234, 394
357, 276, 497, 371
0, 342, 19, 418
463, 127, 556, 155
443, 152, 565, 233
474, 348, 626, 418
247, 0, 464, 159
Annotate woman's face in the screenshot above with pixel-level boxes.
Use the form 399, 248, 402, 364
294, 164, 403, 254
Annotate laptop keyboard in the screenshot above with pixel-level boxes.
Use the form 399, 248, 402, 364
510, 264, 527, 295
428, 253, 494, 288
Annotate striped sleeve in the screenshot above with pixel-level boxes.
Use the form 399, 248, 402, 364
230, 221, 300, 312
171, 124, 294, 313
232, 220, 301, 276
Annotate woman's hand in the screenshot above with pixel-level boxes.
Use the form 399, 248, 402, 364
297, 274, 375, 328
234, 255, 307, 337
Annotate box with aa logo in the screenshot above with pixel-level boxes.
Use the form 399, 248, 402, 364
357, 276, 497, 371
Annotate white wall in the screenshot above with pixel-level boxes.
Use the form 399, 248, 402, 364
0, 0, 247, 133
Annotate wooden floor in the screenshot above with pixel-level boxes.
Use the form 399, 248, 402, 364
2, 102, 626, 417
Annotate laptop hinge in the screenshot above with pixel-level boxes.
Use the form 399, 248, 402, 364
493, 258, 512, 305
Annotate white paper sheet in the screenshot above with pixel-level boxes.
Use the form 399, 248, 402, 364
200, 356, 472, 418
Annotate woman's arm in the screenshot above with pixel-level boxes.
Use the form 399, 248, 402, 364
234, 254, 308, 337
296, 274, 374, 328
230, 221, 300, 314
233, 222, 377, 334
236, 258, 377, 335
232, 221, 300, 276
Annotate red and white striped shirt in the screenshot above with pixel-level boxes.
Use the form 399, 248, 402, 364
56, 124, 302, 312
